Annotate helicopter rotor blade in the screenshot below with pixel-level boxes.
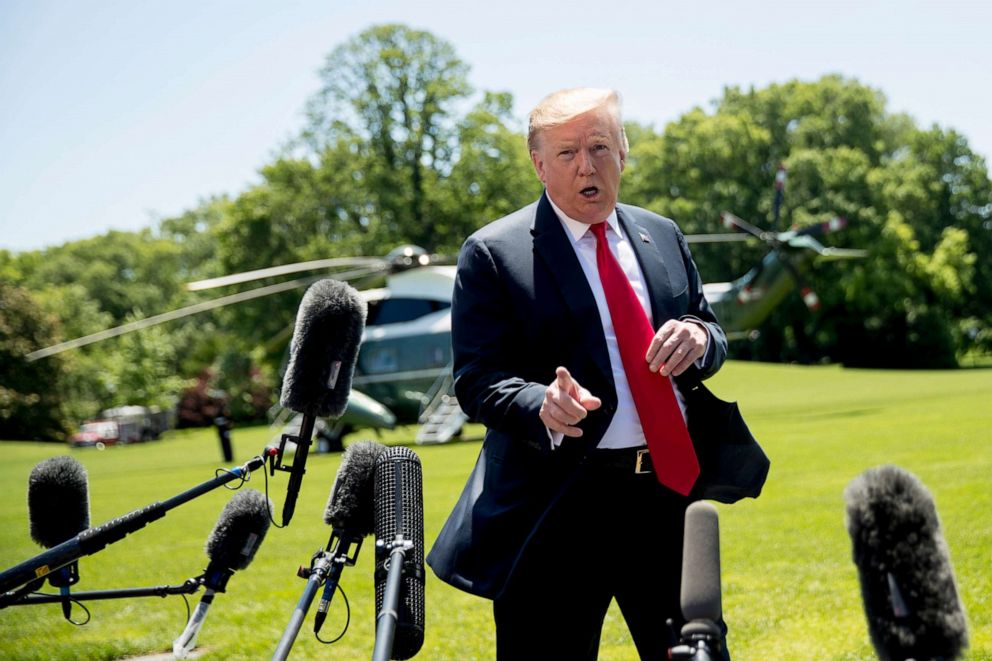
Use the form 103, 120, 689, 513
26, 265, 383, 362
186, 257, 386, 291
720, 212, 777, 242
815, 247, 869, 260
685, 233, 754, 244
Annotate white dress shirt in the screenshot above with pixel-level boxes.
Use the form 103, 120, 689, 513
545, 196, 699, 449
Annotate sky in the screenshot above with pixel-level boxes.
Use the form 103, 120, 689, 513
1, 0, 990, 252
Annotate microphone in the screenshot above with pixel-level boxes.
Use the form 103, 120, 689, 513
844, 465, 969, 661
314, 440, 386, 632
670, 500, 723, 660
372, 446, 425, 661
27, 456, 90, 620
173, 489, 272, 658
272, 441, 385, 661
273, 278, 367, 526
681, 501, 721, 623
1, 455, 268, 597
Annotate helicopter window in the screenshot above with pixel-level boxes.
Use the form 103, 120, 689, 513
365, 298, 451, 326
368, 348, 398, 373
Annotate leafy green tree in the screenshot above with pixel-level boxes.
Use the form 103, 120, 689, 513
440, 91, 542, 249
100, 313, 189, 410
31, 284, 115, 424
211, 348, 275, 422
0, 283, 72, 440
622, 114, 773, 283
17, 230, 184, 324
624, 75, 989, 367
158, 195, 232, 284
205, 25, 510, 371
303, 23, 472, 249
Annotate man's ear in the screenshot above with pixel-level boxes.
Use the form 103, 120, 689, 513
619, 149, 627, 172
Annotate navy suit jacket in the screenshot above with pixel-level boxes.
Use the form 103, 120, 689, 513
427, 194, 764, 600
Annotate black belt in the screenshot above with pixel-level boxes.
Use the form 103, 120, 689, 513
587, 446, 653, 475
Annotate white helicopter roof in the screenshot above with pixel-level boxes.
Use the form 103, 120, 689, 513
383, 265, 456, 302
703, 282, 734, 302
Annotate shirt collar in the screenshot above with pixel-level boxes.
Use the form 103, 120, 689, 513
545, 192, 620, 243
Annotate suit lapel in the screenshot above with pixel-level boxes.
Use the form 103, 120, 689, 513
530, 194, 614, 386
617, 205, 675, 329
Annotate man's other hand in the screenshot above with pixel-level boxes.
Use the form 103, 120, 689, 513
646, 319, 708, 377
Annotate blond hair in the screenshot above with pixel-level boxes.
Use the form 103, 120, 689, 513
527, 88, 628, 153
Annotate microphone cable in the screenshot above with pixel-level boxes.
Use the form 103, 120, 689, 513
314, 578, 350, 645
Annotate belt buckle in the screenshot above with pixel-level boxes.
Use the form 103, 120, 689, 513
635, 448, 651, 474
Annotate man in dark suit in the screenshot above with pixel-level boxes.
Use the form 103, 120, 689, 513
428, 88, 747, 660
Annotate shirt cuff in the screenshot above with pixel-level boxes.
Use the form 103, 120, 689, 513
679, 315, 711, 368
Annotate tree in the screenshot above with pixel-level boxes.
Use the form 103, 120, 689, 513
440, 91, 542, 249
303, 23, 472, 249
622, 75, 989, 367
0, 283, 72, 440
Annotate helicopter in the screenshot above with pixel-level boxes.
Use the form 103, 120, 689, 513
27, 171, 864, 449
220, 209, 865, 451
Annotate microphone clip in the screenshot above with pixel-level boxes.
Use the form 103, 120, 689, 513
668, 619, 723, 660
296, 531, 363, 581
200, 564, 235, 593
375, 537, 414, 555
47, 562, 80, 589
270, 432, 302, 476
373, 536, 418, 584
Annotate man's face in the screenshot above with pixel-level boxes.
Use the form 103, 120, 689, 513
530, 108, 626, 224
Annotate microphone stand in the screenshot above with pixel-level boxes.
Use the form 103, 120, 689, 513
0, 454, 268, 595
668, 619, 722, 661
0, 579, 203, 608
272, 532, 361, 661
269, 413, 315, 526
372, 535, 414, 661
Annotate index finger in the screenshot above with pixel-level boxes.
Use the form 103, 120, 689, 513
555, 366, 575, 390
645, 321, 678, 362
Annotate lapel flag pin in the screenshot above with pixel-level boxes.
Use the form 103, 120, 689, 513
639, 231, 651, 243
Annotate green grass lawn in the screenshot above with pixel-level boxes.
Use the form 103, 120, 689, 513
1, 361, 990, 660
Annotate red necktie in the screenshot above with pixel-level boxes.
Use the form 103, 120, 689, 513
590, 221, 699, 496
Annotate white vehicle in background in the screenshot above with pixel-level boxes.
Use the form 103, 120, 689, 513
68, 405, 173, 448
69, 419, 139, 448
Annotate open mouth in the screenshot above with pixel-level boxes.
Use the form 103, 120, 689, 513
580, 186, 599, 198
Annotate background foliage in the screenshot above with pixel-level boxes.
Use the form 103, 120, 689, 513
1, 23, 989, 439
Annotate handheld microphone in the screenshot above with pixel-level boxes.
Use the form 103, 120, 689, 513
671, 500, 722, 660
173, 489, 272, 658
27, 456, 90, 620
273, 278, 367, 526
845, 465, 968, 661
372, 446, 425, 661
272, 441, 384, 661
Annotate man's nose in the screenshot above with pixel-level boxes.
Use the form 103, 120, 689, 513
576, 149, 596, 176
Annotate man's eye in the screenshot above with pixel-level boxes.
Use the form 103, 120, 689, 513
593, 144, 609, 152
559, 150, 574, 158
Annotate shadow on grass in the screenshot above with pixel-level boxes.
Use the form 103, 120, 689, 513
758, 407, 882, 420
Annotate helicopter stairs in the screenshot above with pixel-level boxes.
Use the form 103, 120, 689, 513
416, 367, 468, 445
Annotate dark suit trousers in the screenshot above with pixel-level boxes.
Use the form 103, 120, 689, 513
493, 448, 730, 660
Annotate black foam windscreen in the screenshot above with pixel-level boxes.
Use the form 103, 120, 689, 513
28, 456, 91, 549
374, 446, 425, 660
845, 465, 968, 661
324, 440, 386, 536
680, 500, 722, 623
205, 489, 273, 572
279, 278, 366, 418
